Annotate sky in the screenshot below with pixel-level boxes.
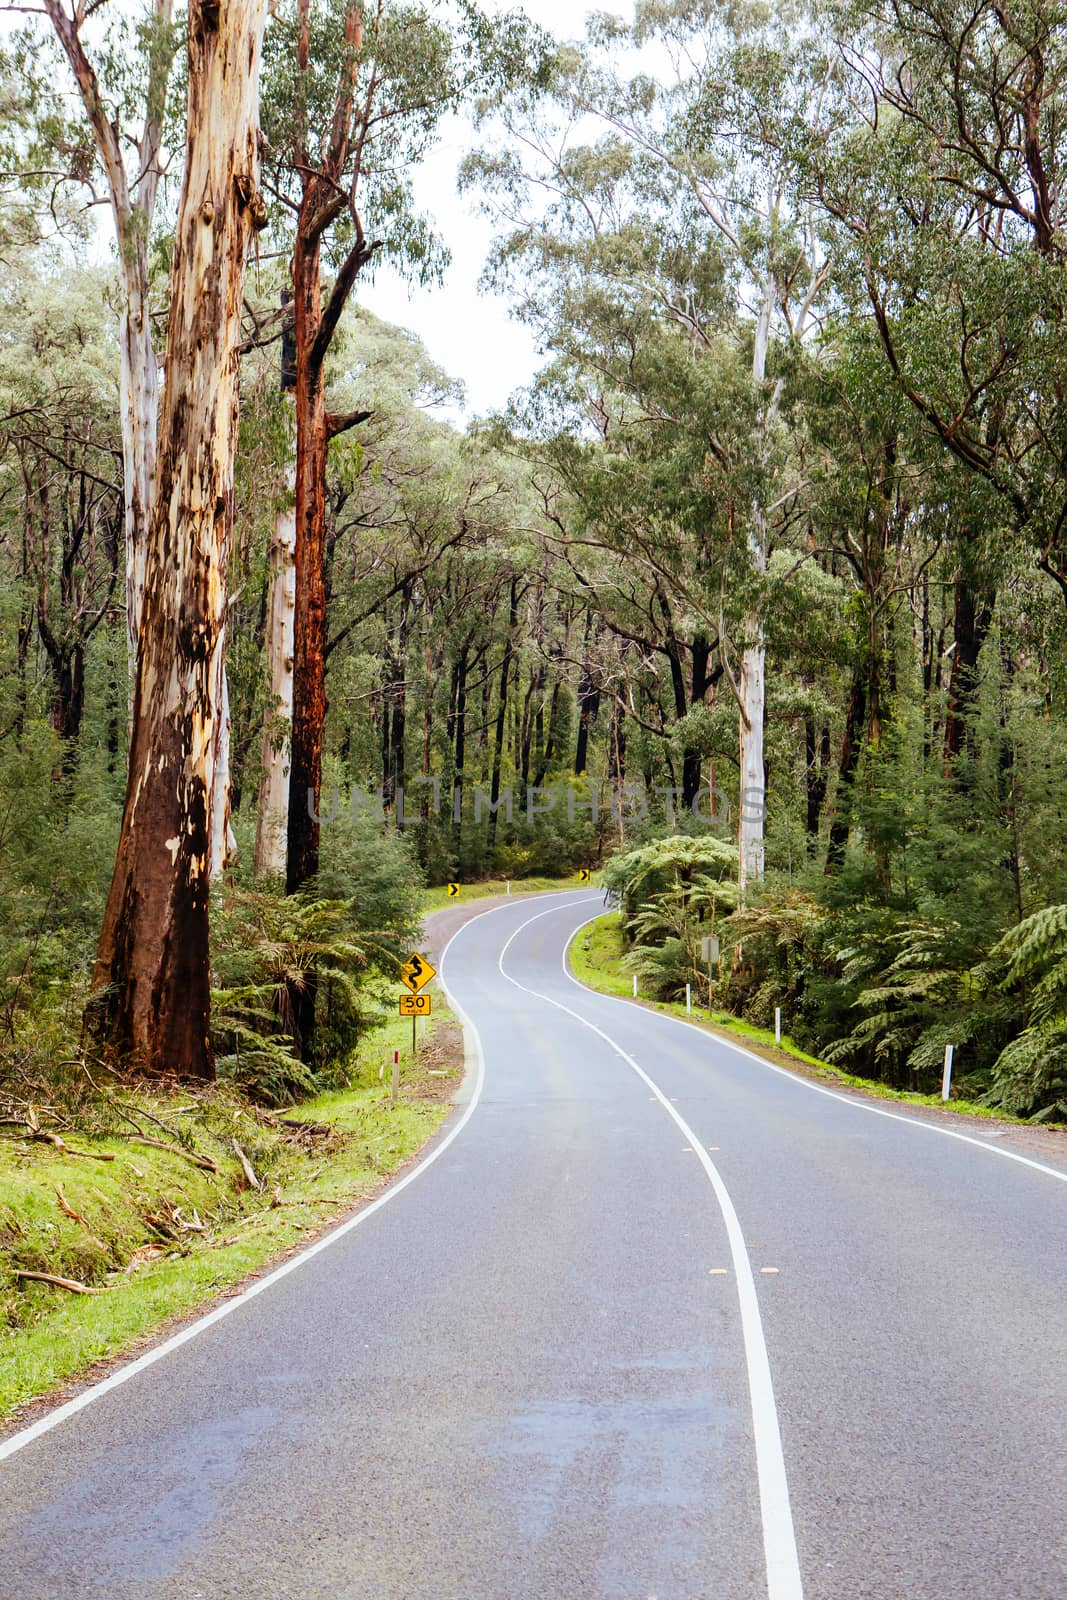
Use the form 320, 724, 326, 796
359, 0, 632, 421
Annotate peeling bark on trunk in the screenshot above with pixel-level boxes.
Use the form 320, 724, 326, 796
738, 622, 766, 889
253, 430, 297, 879
286, 223, 329, 898
284, 0, 374, 919
85, 0, 268, 1080
119, 278, 159, 667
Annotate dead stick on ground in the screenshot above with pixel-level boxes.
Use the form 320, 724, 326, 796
15, 1270, 107, 1295
54, 1184, 106, 1250
127, 1136, 220, 1174
14, 1130, 116, 1161
232, 1139, 260, 1191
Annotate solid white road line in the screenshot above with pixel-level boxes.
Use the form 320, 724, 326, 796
0, 893, 593, 1466
562, 912, 1067, 1187
496, 900, 805, 1600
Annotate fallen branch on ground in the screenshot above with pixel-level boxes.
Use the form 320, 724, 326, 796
232, 1139, 260, 1191
54, 1184, 106, 1250
14, 1269, 107, 1295
126, 1136, 220, 1174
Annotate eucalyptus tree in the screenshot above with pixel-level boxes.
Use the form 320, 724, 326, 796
467, 0, 832, 893
0, 268, 123, 771
256, 0, 548, 927
4, 0, 182, 668
810, 0, 1067, 737
86, 0, 269, 1080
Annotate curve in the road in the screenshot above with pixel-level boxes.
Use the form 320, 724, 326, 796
0, 893, 541, 1468
560, 911, 1067, 1188
497, 898, 805, 1600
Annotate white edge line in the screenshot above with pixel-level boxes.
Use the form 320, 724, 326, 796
562, 914, 1067, 1187
0, 892, 592, 1466
495, 899, 804, 1600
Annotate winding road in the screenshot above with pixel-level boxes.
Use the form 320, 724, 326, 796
1, 889, 1065, 1599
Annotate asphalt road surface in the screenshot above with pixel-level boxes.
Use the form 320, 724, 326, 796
2, 890, 1065, 1599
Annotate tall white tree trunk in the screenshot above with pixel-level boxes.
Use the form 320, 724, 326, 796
42, 0, 172, 676
253, 445, 297, 878
737, 531, 766, 895
737, 267, 775, 898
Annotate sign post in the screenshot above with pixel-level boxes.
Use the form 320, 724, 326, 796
399, 951, 436, 1064
399, 991, 432, 1056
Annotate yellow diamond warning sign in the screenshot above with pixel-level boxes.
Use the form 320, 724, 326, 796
399, 951, 436, 994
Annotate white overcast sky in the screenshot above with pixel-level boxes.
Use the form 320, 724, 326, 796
359, 0, 632, 420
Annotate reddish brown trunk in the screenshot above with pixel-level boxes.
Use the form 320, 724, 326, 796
285, 226, 329, 898
85, 0, 268, 1080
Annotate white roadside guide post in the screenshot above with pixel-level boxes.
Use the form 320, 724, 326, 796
942, 1043, 955, 1101
686, 983, 692, 1014
391, 1048, 400, 1108
632, 974, 638, 998
775, 1006, 782, 1044
701, 933, 720, 1009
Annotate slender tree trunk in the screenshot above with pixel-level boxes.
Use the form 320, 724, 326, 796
943, 579, 993, 772
253, 409, 297, 878
825, 663, 868, 871
286, 224, 329, 896
85, 0, 268, 1078
681, 633, 711, 809
574, 612, 598, 776
738, 267, 775, 898
209, 633, 234, 878
452, 645, 468, 853
487, 578, 518, 854
15, 499, 32, 746
41, 0, 171, 677
119, 272, 159, 667
804, 708, 830, 846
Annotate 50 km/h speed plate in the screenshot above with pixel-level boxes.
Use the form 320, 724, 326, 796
399, 951, 436, 994
399, 993, 432, 1017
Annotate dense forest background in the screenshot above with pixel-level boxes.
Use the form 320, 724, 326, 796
2, 0, 1066, 1119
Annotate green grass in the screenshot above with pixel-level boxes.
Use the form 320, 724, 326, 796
568, 913, 1047, 1126
421, 872, 588, 913
0, 1004, 461, 1423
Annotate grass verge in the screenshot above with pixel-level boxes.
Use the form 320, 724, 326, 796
0, 1002, 462, 1425
568, 913, 1055, 1127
